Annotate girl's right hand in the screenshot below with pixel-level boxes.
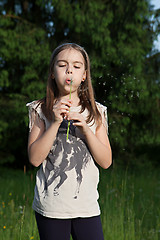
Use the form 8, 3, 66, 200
53, 99, 72, 124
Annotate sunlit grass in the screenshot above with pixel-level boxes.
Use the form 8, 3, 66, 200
0, 168, 38, 240
0, 166, 160, 240
99, 167, 160, 240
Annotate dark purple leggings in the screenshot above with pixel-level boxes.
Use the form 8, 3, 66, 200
35, 212, 104, 240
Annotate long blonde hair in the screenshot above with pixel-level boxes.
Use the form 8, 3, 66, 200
40, 43, 101, 126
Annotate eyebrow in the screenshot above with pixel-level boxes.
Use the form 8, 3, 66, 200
57, 60, 83, 65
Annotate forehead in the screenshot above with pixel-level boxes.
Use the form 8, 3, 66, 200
56, 48, 85, 63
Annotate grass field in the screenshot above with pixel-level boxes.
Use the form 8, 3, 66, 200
0, 166, 160, 240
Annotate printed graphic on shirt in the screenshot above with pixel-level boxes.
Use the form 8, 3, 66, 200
43, 120, 91, 199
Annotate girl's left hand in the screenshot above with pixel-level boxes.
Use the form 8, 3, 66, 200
67, 112, 89, 136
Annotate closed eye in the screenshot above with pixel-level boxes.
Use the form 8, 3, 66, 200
59, 64, 66, 67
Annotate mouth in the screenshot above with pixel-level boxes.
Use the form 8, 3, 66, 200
65, 78, 72, 85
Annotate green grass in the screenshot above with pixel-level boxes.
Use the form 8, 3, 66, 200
0, 167, 38, 240
0, 166, 160, 240
99, 167, 160, 240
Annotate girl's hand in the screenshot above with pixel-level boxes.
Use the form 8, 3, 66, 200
67, 111, 112, 169
67, 112, 90, 136
53, 99, 72, 123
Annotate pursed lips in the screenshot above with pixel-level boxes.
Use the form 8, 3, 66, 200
65, 78, 72, 85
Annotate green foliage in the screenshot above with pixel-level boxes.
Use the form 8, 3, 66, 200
0, 11, 50, 167
0, 0, 160, 167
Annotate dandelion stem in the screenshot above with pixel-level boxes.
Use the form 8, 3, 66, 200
66, 79, 73, 141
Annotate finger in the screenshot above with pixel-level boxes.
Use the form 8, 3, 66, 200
67, 111, 78, 118
72, 121, 83, 127
67, 114, 83, 123
68, 117, 83, 126
59, 99, 72, 107
54, 99, 71, 109
58, 109, 70, 118
54, 108, 69, 120
54, 104, 70, 113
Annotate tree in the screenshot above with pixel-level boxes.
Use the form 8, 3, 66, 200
0, 7, 50, 167
45, 0, 160, 167
0, 0, 159, 168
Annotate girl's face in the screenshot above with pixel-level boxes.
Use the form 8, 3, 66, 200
53, 48, 86, 97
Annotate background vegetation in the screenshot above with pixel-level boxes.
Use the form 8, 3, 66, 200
0, 0, 160, 169
0, 1, 160, 239
0, 167, 160, 239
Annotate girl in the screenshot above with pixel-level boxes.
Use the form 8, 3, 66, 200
26, 42, 112, 240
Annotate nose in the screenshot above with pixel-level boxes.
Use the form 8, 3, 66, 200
66, 64, 72, 74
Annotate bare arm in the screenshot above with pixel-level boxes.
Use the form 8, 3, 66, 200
67, 112, 112, 169
27, 99, 72, 167
28, 118, 61, 167
85, 123, 112, 169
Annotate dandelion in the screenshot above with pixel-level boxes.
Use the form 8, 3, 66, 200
66, 79, 73, 141
30, 237, 34, 239
3, 226, 6, 229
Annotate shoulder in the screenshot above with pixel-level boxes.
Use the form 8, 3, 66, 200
95, 101, 107, 115
26, 99, 45, 121
95, 101, 109, 133
26, 100, 46, 132
26, 99, 43, 115
26, 100, 41, 110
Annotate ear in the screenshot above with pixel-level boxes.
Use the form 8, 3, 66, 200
82, 71, 87, 82
51, 73, 55, 79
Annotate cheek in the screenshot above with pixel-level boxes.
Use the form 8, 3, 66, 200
54, 68, 65, 79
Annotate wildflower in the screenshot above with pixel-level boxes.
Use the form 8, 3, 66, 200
9, 193, 12, 196
30, 237, 34, 239
19, 205, 23, 214
3, 226, 6, 229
